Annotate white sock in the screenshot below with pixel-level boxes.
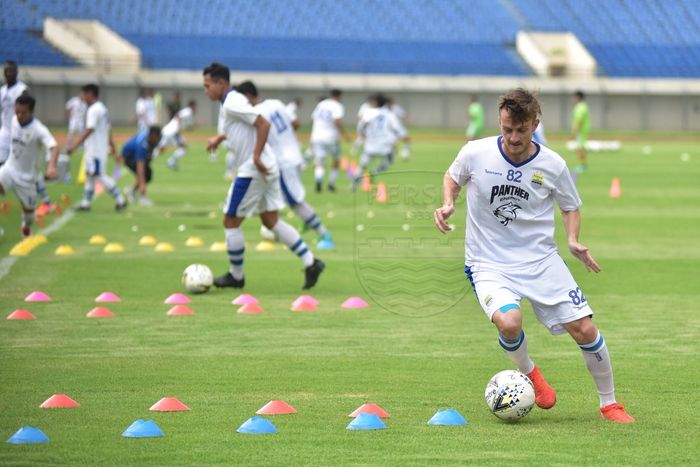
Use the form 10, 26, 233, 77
99, 175, 125, 203
579, 332, 616, 407
499, 330, 535, 375
294, 202, 328, 236
22, 211, 35, 228
314, 165, 324, 183
82, 176, 95, 204
272, 220, 314, 267
225, 227, 245, 279
173, 147, 186, 160
329, 168, 339, 186
35, 178, 50, 204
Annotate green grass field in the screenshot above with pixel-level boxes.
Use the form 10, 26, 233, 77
1, 130, 699, 465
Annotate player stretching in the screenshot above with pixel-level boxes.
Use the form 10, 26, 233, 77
67, 84, 127, 211
572, 90, 590, 173
310, 89, 348, 193
237, 81, 334, 249
155, 100, 196, 171
202, 63, 324, 289
434, 88, 634, 424
122, 126, 161, 206
352, 94, 410, 190
0, 94, 59, 237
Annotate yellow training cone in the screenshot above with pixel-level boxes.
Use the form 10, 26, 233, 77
89, 235, 107, 245
255, 240, 277, 252
55, 245, 75, 256
104, 242, 125, 253
154, 242, 175, 252
185, 236, 204, 247
139, 235, 157, 246
209, 241, 226, 252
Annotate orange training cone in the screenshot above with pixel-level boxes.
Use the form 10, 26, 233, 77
609, 177, 622, 198
340, 156, 349, 171
7, 309, 36, 320
238, 303, 263, 314
149, 397, 191, 412
256, 400, 297, 415
40, 394, 80, 408
86, 307, 115, 318
349, 403, 390, 418
167, 305, 194, 316
361, 173, 372, 192
375, 182, 388, 204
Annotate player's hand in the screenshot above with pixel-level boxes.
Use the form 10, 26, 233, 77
207, 136, 221, 152
254, 157, 269, 176
66, 145, 74, 155
434, 205, 454, 234
569, 241, 601, 273
45, 167, 59, 180
115, 154, 124, 165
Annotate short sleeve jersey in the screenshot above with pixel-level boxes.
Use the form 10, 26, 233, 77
219, 89, 277, 178
1, 81, 28, 134
448, 136, 581, 269
121, 131, 152, 162
310, 98, 344, 144
65, 96, 87, 128
572, 101, 590, 135
360, 107, 407, 155
84, 101, 111, 160
255, 99, 303, 169
8, 116, 56, 184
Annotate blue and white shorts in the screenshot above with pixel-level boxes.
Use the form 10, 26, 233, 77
85, 157, 106, 176
465, 253, 593, 335
312, 142, 341, 162
224, 174, 285, 218
279, 166, 306, 207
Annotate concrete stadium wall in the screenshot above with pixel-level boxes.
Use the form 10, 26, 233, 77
18, 67, 700, 132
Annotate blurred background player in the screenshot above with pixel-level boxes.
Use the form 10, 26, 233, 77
135, 88, 157, 133
202, 62, 324, 289
533, 121, 548, 146
237, 81, 334, 249
285, 97, 302, 123
352, 93, 410, 190
0, 61, 29, 167
387, 95, 412, 160
310, 89, 348, 192
122, 125, 161, 206
154, 100, 196, 171
65, 93, 86, 150
166, 90, 181, 120
466, 95, 484, 141
67, 84, 127, 211
0, 94, 59, 237
572, 90, 590, 173
352, 94, 377, 156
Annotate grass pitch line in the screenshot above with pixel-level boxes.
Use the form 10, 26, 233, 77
0, 207, 76, 282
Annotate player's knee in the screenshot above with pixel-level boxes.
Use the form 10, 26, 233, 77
492, 308, 522, 338
565, 316, 597, 343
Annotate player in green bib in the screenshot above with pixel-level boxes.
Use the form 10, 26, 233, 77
466, 95, 484, 141
572, 91, 590, 173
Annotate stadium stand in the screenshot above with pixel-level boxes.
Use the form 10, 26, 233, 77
1, 0, 698, 77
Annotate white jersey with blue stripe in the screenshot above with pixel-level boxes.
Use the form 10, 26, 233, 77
255, 99, 303, 170
448, 136, 581, 269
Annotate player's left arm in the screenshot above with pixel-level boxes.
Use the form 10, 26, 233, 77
67, 128, 92, 154
561, 209, 601, 273
252, 115, 271, 175
42, 127, 60, 179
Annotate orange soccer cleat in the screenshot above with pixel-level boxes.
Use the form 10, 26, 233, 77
527, 366, 557, 409
600, 403, 635, 423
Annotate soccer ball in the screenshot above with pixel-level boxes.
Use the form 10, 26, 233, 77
484, 370, 535, 421
260, 225, 277, 241
182, 264, 213, 294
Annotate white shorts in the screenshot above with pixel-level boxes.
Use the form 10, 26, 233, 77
159, 132, 185, 148
85, 157, 108, 176
0, 165, 38, 209
0, 132, 10, 164
279, 165, 306, 207
465, 254, 593, 335
360, 150, 393, 167
312, 142, 340, 162
224, 175, 285, 218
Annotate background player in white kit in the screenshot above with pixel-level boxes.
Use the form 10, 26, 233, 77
310, 89, 348, 193
135, 89, 157, 133
237, 81, 334, 249
65, 93, 87, 150
67, 84, 127, 211
0, 61, 29, 166
0, 94, 59, 237
154, 100, 196, 171
434, 88, 634, 424
352, 93, 410, 190
202, 63, 325, 289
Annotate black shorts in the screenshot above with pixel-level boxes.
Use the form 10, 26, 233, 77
125, 158, 153, 183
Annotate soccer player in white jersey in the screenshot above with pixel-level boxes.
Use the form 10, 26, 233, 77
65, 94, 87, 150
434, 89, 634, 424
285, 97, 302, 123
67, 84, 127, 211
135, 89, 157, 133
155, 100, 196, 171
0, 61, 29, 166
352, 94, 376, 156
202, 63, 325, 289
352, 94, 410, 190
237, 81, 334, 249
310, 89, 348, 193
0, 94, 59, 237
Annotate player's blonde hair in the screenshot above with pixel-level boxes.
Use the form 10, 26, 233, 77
498, 88, 541, 123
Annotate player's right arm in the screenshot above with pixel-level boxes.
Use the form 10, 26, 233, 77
67, 128, 92, 154
434, 172, 460, 234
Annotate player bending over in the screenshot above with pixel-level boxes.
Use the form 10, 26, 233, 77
154, 100, 196, 171
202, 62, 325, 289
122, 126, 161, 207
0, 94, 59, 237
237, 81, 334, 249
434, 88, 634, 424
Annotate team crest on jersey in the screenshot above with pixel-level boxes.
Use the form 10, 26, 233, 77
531, 171, 544, 186
493, 201, 521, 226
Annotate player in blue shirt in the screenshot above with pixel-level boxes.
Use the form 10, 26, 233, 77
122, 126, 161, 206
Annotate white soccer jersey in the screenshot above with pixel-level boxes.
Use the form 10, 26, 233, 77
360, 107, 407, 155
7, 116, 56, 184
0, 80, 29, 161
285, 101, 298, 122
448, 136, 581, 269
162, 106, 194, 136
357, 101, 372, 121
390, 103, 407, 121
136, 97, 156, 130
310, 98, 344, 144
84, 101, 111, 161
255, 99, 303, 169
65, 96, 87, 132
219, 89, 277, 178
